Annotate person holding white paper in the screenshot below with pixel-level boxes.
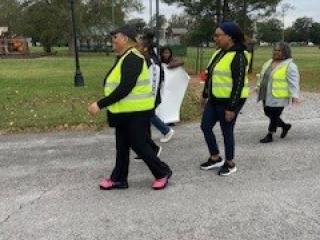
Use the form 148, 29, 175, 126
156, 47, 189, 125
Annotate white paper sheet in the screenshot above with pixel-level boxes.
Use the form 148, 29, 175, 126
156, 64, 190, 123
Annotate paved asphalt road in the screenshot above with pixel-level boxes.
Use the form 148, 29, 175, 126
1, 94, 320, 240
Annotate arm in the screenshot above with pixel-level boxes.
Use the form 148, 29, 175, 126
287, 62, 300, 99
167, 56, 184, 69
227, 52, 247, 112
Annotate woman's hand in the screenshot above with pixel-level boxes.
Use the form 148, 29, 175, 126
225, 110, 236, 122
88, 102, 100, 116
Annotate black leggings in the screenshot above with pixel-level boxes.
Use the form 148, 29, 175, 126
263, 106, 286, 133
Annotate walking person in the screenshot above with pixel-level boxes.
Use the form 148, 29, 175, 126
199, 21, 250, 176
133, 30, 164, 161
257, 42, 301, 143
160, 46, 184, 70
139, 32, 175, 143
158, 46, 188, 127
88, 25, 172, 190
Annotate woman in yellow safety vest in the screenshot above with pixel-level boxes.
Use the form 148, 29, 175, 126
200, 21, 250, 176
88, 25, 172, 190
257, 42, 301, 143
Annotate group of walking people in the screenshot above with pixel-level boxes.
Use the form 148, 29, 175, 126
87, 21, 301, 190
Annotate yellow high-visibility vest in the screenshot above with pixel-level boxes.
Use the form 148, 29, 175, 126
260, 59, 290, 98
104, 48, 154, 113
208, 49, 250, 98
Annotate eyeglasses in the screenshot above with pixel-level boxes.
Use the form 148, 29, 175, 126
214, 33, 226, 38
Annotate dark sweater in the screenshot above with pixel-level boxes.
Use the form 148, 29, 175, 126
97, 48, 152, 127
202, 43, 248, 111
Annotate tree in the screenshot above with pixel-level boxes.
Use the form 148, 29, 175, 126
289, 17, 313, 43
15, 0, 71, 53
0, 0, 21, 33
162, 0, 281, 26
310, 22, 320, 44
256, 18, 282, 43
162, 0, 282, 43
168, 14, 190, 29
0, 0, 143, 53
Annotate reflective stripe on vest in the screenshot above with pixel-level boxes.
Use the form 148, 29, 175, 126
209, 50, 250, 98
104, 48, 155, 113
260, 59, 290, 98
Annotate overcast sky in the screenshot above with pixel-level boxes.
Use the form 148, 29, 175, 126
131, 0, 320, 27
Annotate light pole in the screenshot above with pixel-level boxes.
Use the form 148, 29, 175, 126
70, 0, 84, 87
112, 0, 115, 27
281, 3, 294, 42
149, 0, 153, 26
155, 0, 160, 54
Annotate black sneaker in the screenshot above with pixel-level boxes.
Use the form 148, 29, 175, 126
218, 162, 237, 176
260, 133, 273, 143
280, 124, 291, 138
200, 157, 224, 170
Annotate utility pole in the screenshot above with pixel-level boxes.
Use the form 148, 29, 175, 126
149, 0, 153, 26
222, 0, 229, 21
156, 0, 160, 54
216, 0, 222, 25
242, 0, 247, 32
112, 0, 115, 27
281, 3, 294, 42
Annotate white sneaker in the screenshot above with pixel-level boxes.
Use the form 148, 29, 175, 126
156, 146, 162, 157
160, 129, 175, 143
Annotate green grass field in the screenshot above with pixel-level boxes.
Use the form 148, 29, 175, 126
0, 46, 319, 133
184, 46, 320, 91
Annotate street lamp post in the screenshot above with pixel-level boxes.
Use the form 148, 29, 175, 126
70, 0, 84, 87
281, 4, 294, 42
112, 0, 115, 27
155, 0, 160, 55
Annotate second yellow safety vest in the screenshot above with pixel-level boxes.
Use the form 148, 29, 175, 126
260, 59, 290, 98
208, 49, 250, 98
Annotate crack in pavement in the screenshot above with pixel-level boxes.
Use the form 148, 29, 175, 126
0, 189, 49, 226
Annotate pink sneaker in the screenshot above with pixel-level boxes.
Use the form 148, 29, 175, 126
99, 178, 128, 190
152, 171, 172, 190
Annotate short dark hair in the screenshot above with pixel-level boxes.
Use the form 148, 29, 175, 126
274, 42, 292, 59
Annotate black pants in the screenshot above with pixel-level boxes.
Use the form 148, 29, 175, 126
147, 122, 159, 152
201, 101, 240, 161
111, 115, 171, 182
263, 106, 286, 133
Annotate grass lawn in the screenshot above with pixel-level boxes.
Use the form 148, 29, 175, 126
0, 46, 319, 133
184, 46, 320, 91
